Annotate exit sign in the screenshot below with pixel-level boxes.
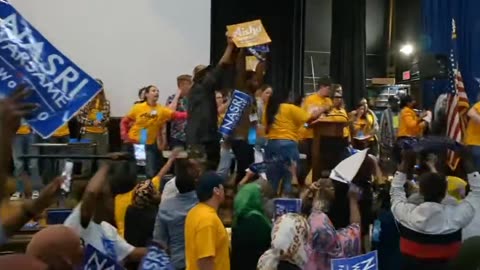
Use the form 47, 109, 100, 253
402, 70, 411, 81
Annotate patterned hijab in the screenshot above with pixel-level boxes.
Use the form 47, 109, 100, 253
132, 180, 157, 208
257, 213, 310, 270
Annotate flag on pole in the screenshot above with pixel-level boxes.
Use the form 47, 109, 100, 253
446, 19, 470, 171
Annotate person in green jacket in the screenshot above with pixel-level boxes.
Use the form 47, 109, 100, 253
231, 183, 272, 270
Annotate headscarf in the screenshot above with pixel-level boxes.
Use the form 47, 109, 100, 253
257, 213, 310, 270
0, 254, 48, 270
26, 225, 84, 270
233, 183, 271, 227
304, 212, 361, 270
132, 180, 157, 208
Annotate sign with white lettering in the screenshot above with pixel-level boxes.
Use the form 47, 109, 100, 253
0, 2, 101, 138
273, 198, 302, 220
331, 251, 378, 270
139, 242, 173, 270
82, 245, 124, 270
227, 20, 271, 48
219, 90, 251, 137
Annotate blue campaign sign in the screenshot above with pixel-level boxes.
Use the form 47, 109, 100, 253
331, 251, 378, 270
82, 244, 125, 270
0, 2, 101, 138
139, 243, 174, 270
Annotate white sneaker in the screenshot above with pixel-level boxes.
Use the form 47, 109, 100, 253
10, 192, 21, 201
32, 190, 40, 200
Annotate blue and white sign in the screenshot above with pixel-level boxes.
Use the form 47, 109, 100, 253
81, 245, 125, 270
331, 251, 378, 270
139, 242, 173, 270
219, 90, 252, 137
0, 2, 101, 138
273, 198, 302, 220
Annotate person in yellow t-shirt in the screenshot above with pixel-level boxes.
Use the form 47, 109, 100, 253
298, 77, 333, 182
350, 103, 376, 150
465, 101, 480, 169
120, 85, 187, 178
394, 95, 427, 162
185, 172, 229, 270
77, 83, 111, 175
263, 93, 322, 195
325, 91, 350, 141
10, 123, 41, 200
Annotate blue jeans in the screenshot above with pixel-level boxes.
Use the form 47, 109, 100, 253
145, 144, 162, 179
12, 134, 42, 190
265, 139, 300, 195
217, 146, 234, 180
470, 145, 480, 172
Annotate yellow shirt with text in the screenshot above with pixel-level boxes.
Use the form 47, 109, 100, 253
464, 102, 480, 146
114, 176, 161, 237
185, 203, 230, 270
126, 103, 174, 145
52, 124, 70, 137
16, 124, 31, 135
397, 107, 424, 137
263, 103, 310, 142
299, 94, 333, 139
326, 108, 350, 139
85, 98, 108, 134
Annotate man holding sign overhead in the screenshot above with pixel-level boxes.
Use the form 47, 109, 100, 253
186, 33, 237, 170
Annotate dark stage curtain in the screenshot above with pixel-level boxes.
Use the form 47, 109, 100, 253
329, 0, 367, 110
422, 0, 480, 103
210, 0, 305, 100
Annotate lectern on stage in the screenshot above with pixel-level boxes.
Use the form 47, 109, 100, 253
310, 120, 348, 182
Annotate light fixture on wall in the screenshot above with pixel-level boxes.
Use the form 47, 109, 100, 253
400, 44, 414, 55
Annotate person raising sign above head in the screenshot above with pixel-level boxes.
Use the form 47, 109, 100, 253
121, 85, 187, 178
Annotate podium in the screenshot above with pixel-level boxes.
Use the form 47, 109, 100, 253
311, 120, 348, 181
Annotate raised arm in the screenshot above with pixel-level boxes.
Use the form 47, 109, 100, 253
390, 151, 417, 223
80, 165, 110, 228
202, 35, 236, 92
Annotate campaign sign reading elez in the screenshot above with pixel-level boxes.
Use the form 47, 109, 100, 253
219, 90, 252, 137
0, 2, 101, 138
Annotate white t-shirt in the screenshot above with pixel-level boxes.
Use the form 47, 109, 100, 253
64, 205, 135, 262
160, 177, 178, 203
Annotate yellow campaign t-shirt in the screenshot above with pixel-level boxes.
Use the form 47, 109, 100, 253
85, 98, 107, 134
114, 176, 161, 237
185, 203, 230, 270
126, 103, 174, 145
52, 124, 70, 137
397, 107, 423, 138
465, 102, 480, 146
326, 108, 350, 138
16, 124, 31, 135
299, 94, 333, 139
262, 103, 310, 142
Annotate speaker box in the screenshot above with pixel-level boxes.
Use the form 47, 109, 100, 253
418, 54, 449, 80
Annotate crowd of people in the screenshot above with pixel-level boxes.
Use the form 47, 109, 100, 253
0, 34, 480, 270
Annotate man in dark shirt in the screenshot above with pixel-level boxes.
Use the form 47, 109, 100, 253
186, 35, 235, 170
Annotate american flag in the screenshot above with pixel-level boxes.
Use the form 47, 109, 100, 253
446, 19, 469, 170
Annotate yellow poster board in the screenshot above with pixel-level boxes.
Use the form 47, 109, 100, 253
245, 56, 259, 71
227, 20, 271, 48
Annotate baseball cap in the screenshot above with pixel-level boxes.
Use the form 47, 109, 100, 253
196, 171, 224, 202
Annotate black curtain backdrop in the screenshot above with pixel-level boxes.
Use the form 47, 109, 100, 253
329, 0, 367, 110
210, 0, 305, 100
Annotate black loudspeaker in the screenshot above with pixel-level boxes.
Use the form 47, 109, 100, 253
418, 53, 449, 80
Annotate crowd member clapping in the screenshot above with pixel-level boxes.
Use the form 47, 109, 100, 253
26, 225, 83, 269
257, 213, 310, 270
121, 85, 187, 178
63, 160, 147, 264
391, 148, 480, 270
231, 183, 272, 270
301, 179, 362, 270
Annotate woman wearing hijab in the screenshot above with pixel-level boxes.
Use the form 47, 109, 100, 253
26, 225, 84, 270
231, 183, 272, 270
257, 213, 310, 270
124, 179, 160, 247
302, 179, 362, 270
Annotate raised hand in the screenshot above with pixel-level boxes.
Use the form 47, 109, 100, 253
0, 85, 37, 136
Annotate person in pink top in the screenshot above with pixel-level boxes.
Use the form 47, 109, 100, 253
301, 178, 362, 270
